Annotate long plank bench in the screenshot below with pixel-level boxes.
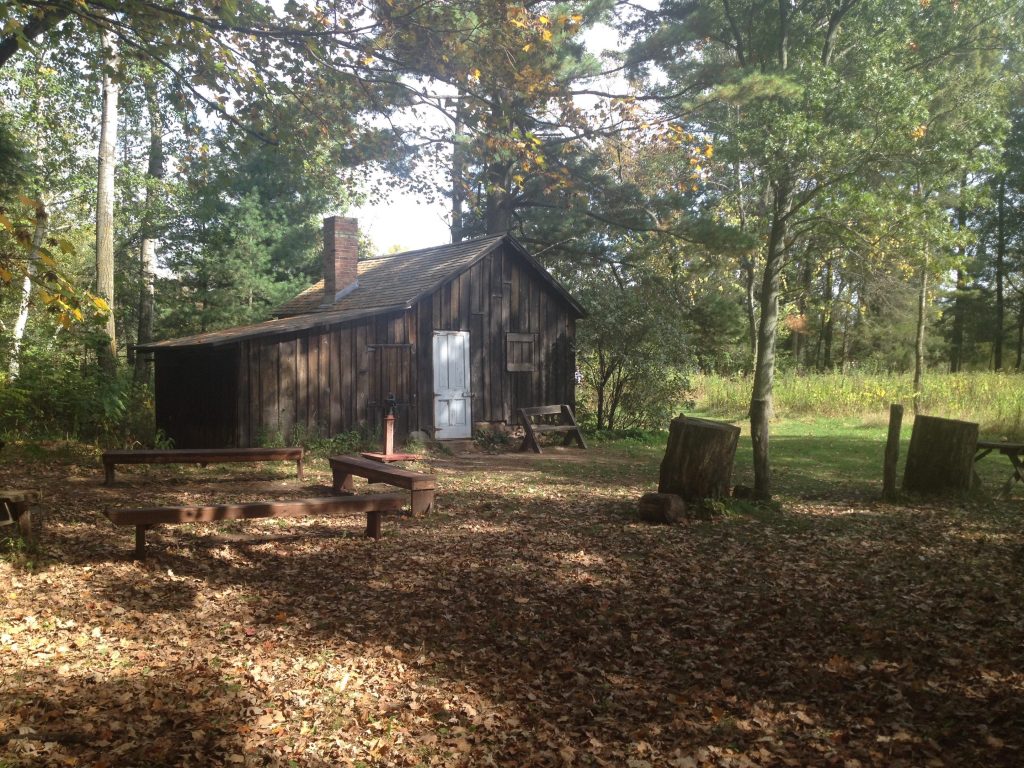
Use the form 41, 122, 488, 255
329, 455, 435, 517
105, 494, 406, 560
518, 405, 587, 454
102, 447, 304, 485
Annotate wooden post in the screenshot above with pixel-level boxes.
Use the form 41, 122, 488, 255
135, 525, 147, 560
882, 403, 903, 501
366, 511, 383, 539
384, 413, 395, 457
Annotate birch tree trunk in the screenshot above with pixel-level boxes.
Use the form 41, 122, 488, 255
95, 27, 119, 373
8, 201, 48, 380
134, 79, 164, 384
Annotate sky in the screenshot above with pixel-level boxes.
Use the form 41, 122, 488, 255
350, 21, 627, 254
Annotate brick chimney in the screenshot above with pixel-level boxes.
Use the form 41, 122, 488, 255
321, 216, 359, 307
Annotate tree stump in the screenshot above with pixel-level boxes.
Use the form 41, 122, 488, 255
658, 415, 741, 502
638, 492, 686, 524
903, 414, 978, 494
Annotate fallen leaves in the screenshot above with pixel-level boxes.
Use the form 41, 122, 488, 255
1, 445, 1023, 766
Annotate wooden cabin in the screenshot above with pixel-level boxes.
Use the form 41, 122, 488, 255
138, 217, 585, 448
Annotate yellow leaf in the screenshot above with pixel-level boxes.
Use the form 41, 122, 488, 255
16, 194, 39, 209
539, 15, 549, 25
92, 295, 111, 313
0, 213, 12, 231
541, 28, 552, 41
0, 266, 12, 282
704, 145, 714, 158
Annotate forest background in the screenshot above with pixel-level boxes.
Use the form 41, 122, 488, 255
1, 0, 1022, 499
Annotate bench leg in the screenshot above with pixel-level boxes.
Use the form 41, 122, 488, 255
411, 490, 433, 517
331, 467, 356, 494
135, 525, 148, 560
14, 502, 31, 540
297, 457, 304, 481
366, 511, 383, 540
104, 462, 115, 485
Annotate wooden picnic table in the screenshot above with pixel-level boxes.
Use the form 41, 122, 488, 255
974, 440, 1024, 497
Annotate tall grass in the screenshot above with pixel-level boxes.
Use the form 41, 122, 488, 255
692, 371, 1024, 438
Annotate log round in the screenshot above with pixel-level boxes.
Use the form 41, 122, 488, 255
658, 415, 741, 502
638, 493, 686, 524
902, 414, 979, 494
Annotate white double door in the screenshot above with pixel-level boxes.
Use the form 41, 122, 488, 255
433, 331, 472, 439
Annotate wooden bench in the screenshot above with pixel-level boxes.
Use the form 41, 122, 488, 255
518, 405, 587, 454
104, 494, 406, 560
975, 440, 1024, 497
102, 447, 304, 485
329, 455, 435, 516
1, 489, 41, 540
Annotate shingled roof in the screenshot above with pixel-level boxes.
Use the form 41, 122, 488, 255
137, 234, 583, 350
274, 235, 506, 318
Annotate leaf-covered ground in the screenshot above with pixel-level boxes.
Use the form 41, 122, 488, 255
2, 438, 1022, 767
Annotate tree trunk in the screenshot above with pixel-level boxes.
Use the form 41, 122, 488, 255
8, 201, 48, 380
450, 96, 465, 244
821, 259, 834, 370
994, 175, 1006, 371
950, 266, 965, 373
912, 257, 928, 415
135, 79, 164, 385
484, 160, 513, 234
742, 256, 757, 370
950, 190, 968, 372
658, 415, 741, 501
95, 27, 119, 373
1016, 297, 1023, 370
903, 414, 978, 494
750, 179, 792, 499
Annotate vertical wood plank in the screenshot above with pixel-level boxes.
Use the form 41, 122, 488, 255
340, 326, 353, 431
237, 341, 250, 447
489, 249, 503, 422
318, 331, 331, 436
501, 247, 512, 421
509, 262, 520, 332
418, 301, 433, 434
260, 342, 279, 442
280, 338, 296, 443
295, 336, 308, 436
356, 321, 369, 429
459, 270, 471, 331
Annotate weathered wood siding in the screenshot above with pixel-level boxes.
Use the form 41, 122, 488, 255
232, 309, 417, 447
156, 242, 576, 448
413, 242, 576, 430
154, 347, 239, 448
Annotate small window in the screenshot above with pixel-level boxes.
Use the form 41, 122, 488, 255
506, 332, 537, 372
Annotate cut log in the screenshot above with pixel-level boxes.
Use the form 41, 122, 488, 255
658, 415, 741, 502
638, 492, 686, 524
902, 414, 978, 494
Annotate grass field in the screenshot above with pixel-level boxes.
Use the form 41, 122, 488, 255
691, 371, 1024, 440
